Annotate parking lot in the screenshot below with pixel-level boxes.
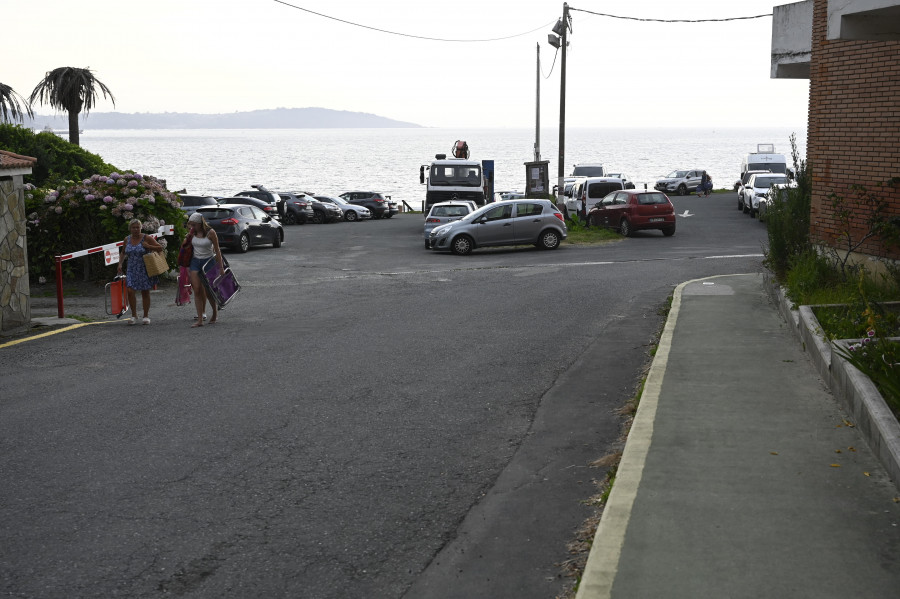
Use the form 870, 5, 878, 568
3, 194, 768, 599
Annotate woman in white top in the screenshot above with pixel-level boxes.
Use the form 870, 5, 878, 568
187, 212, 225, 327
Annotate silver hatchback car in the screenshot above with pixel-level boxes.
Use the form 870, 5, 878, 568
428, 199, 567, 255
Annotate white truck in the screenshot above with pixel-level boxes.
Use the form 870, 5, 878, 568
734, 144, 790, 190
420, 141, 487, 215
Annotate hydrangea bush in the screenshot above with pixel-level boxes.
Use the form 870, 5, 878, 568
24, 172, 187, 282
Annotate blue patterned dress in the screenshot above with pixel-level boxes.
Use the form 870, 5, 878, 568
125, 235, 159, 291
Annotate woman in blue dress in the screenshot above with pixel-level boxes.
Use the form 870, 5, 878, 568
116, 219, 164, 325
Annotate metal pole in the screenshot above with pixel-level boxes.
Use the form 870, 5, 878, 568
535, 43, 541, 162
557, 3, 569, 203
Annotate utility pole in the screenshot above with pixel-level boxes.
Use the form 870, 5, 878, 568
557, 2, 569, 204
535, 42, 541, 162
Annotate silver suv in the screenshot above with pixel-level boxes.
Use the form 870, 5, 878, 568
428, 199, 567, 255
654, 169, 704, 196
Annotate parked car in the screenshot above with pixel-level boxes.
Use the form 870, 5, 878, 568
196, 204, 284, 253
428, 199, 567, 255
275, 192, 315, 225
385, 195, 400, 218
423, 201, 475, 249
736, 170, 773, 212
570, 163, 605, 177
307, 196, 343, 223
654, 169, 705, 196
179, 194, 218, 216
217, 195, 280, 220
496, 191, 526, 201
339, 191, 390, 219
604, 173, 636, 189
741, 173, 793, 217
565, 177, 625, 220
587, 189, 676, 237
756, 182, 798, 221
314, 195, 371, 222
235, 185, 281, 213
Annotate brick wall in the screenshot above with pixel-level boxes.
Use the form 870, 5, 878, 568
808, 0, 900, 259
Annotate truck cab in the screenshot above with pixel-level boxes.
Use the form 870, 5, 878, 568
420, 141, 486, 215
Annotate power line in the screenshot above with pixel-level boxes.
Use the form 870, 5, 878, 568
271, 0, 556, 42
569, 8, 772, 23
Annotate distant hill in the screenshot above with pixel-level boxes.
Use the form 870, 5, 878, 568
24, 107, 422, 130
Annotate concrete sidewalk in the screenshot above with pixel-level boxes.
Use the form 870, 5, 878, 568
577, 274, 900, 599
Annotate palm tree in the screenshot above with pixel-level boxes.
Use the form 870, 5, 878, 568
28, 67, 115, 146
0, 83, 34, 124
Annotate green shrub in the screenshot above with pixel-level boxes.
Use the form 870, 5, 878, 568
763, 133, 811, 278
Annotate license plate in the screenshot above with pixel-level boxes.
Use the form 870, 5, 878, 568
649, 217, 664, 223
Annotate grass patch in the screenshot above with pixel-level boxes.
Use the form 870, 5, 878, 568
563, 218, 622, 245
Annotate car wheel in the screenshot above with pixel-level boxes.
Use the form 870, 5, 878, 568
743, 202, 750, 214
284, 211, 297, 225
662, 225, 676, 237
425, 240, 431, 250
273, 230, 282, 248
450, 235, 474, 255
345, 210, 358, 222
677, 184, 687, 196
738, 196, 744, 210
538, 230, 561, 250
620, 218, 633, 237
750, 208, 757, 218
312, 210, 325, 224
236, 232, 250, 253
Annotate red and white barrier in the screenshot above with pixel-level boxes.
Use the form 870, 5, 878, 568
53, 224, 176, 318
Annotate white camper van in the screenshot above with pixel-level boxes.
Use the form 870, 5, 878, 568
735, 144, 790, 190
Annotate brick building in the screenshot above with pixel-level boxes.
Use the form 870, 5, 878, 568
773, 0, 900, 260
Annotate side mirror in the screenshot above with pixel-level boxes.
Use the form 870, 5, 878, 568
419, 166, 425, 184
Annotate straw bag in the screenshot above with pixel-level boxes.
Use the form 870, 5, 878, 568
143, 250, 168, 277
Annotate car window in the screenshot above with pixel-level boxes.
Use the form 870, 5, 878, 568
589, 182, 623, 199
600, 192, 617, 206
237, 207, 252, 218
514, 203, 543, 217
483, 204, 512, 221
199, 209, 231, 220
433, 206, 469, 217
637, 193, 668, 205
251, 206, 268, 219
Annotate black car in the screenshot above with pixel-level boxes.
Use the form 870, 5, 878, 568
276, 192, 315, 225
218, 195, 280, 221
179, 194, 218, 216
339, 191, 389, 219
196, 204, 284, 253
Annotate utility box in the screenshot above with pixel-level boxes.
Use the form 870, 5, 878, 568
524, 160, 550, 198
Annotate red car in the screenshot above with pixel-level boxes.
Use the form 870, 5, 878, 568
587, 189, 676, 237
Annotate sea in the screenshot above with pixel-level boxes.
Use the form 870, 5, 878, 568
78, 127, 807, 211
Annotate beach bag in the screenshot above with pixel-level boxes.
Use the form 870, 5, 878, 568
143, 250, 168, 277
178, 234, 194, 267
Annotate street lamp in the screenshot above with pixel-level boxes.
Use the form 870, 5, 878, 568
547, 3, 570, 204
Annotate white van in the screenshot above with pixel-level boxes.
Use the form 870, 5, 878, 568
565, 177, 625, 220
734, 144, 790, 190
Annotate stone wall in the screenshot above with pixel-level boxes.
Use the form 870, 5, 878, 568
0, 176, 30, 333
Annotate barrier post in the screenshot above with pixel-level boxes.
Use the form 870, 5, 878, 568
55, 256, 65, 318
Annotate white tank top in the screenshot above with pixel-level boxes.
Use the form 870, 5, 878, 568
192, 234, 214, 259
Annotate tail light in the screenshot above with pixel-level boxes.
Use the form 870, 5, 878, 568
264, 206, 274, 212
426, 218, 441, 223
553, 212, 564, 222
374, 199, 384, 203
221, 218, 239, 225
293, 201, 307, 208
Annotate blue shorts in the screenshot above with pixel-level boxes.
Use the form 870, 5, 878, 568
189, 256, 214, 272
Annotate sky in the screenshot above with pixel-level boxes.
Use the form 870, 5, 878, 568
4, 0, 810, 129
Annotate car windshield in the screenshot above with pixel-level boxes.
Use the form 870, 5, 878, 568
430, 164, 482, 187
637, 193, 668, 205
666, 170, 688, 178
572, 166, 604, 177
748, 162, 787, 174
755, 176, 789, 188
431, 205, 470, 217
328, 197, 347, 205
588, 182, 623, 199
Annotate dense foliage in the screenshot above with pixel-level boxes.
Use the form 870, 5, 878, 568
0, 123, 116, 188
2, 123, 186, 281
763, 133, 812, 279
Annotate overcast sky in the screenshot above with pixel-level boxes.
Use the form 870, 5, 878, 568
5, 0, 809, 129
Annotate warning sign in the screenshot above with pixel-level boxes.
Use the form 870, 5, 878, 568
103, 243, 120, 266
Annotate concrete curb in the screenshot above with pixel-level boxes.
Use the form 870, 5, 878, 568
764, 274, 900, 489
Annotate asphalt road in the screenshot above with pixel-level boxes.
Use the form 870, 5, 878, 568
1, 193, 768, 599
